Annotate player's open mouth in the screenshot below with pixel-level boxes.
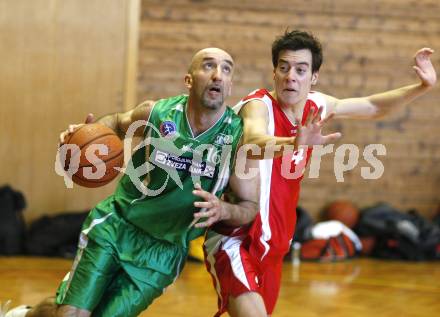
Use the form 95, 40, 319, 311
207, 86, 222, 97
284, 88, 297, 92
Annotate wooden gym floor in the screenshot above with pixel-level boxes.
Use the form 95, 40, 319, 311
0, 257, 439, 317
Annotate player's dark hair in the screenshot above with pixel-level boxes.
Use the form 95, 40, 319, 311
272, 30, 323, 73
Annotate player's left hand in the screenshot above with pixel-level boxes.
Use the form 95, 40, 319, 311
413, 48, 437, 88
192, 183, 228, 228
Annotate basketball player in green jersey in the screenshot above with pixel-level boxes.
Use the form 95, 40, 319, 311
7, 48, 260, 317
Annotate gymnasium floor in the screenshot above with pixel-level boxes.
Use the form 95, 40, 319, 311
1, 257, 439, 316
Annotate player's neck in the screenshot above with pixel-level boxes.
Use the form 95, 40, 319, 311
186, 100, 226, 137
270, 90, 306, 122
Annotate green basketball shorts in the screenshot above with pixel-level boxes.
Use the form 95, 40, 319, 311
55, 196, 187, 317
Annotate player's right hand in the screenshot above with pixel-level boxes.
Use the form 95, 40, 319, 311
294, 107, 342, 148
59, 113, 94, 144
192, 183, 228, 228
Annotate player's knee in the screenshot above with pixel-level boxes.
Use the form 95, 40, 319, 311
228, 292, 267, 317
26, 297, 56, 317
27, 299, 91, 317
55, 304, 91, 317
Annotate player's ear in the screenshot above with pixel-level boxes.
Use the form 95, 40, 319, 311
184, 74, 193, 89
311, 72, 319, 85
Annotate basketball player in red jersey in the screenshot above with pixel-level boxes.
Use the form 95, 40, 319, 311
203, 30, 437, 317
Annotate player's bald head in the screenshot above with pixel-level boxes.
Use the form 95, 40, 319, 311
188, 48, 234, 74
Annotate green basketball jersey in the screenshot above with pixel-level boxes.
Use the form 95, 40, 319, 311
113, 94, 243, 248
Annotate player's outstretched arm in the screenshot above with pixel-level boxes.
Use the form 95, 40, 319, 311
326, 48, 437, 119
240, 100, 295, 159
192, 157, 260, 228
239, 100, 340, 159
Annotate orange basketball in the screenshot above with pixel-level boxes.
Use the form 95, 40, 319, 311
325, 200, 360, 229
62, 123, 124, 188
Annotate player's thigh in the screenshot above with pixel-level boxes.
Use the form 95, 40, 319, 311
55, 238, 120, 311
92, 269, 163, 317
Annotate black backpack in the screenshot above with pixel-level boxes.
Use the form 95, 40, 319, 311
25, 211, 88, 258
0, 185, 26, 255
293, 206, 314, 243
355, 203, 440, 261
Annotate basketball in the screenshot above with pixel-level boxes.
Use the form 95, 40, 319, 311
62, 123, 124, 188
325, 200, 360, 229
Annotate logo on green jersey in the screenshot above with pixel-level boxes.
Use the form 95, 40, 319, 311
214, 133, 233, 146
160, 121, 177, 138
154, 150, 216, 179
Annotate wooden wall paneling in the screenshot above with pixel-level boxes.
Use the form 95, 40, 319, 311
0, 0, 139, 222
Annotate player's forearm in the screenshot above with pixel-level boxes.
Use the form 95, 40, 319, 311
220, 200, 259, 227
368, 82, 432, 118
334, 83, 433, 119
96, 113, 125, 139
243, 134, 296, 159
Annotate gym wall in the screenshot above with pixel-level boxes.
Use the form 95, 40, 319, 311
0, 0, 438, 222
137, 0, 440, 219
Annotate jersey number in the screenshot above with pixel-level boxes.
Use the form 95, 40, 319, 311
292, 148, 305, 164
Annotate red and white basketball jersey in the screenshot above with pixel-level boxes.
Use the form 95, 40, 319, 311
236, 89, 327, 261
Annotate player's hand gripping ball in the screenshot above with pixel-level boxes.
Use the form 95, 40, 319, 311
62, 123, 124, 188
